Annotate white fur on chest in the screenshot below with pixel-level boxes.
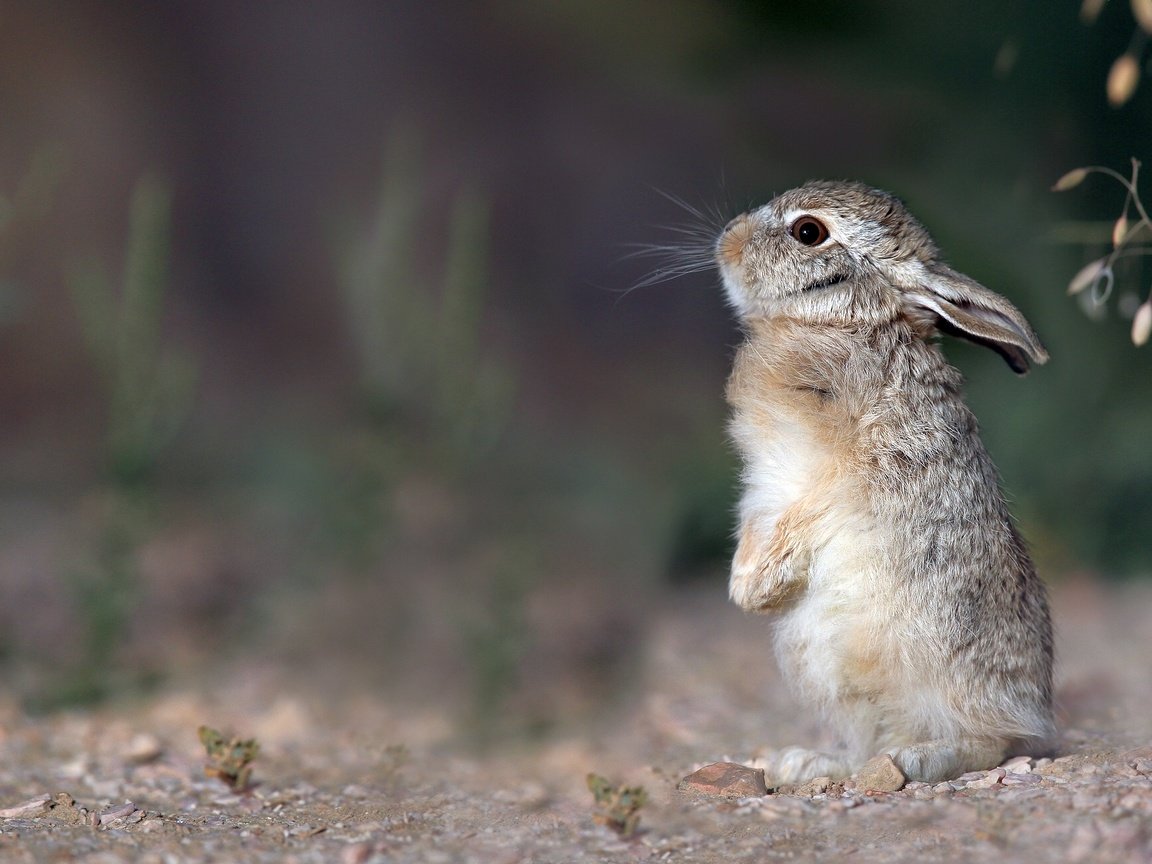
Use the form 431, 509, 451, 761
731, 396, 907, 754
730, 405, 821, 532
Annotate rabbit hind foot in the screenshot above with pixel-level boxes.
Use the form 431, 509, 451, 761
766, 747, 855, 785
886, 736, 1014, 784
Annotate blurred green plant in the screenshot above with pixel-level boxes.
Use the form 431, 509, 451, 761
42, 175, 196, 708
71, 176, 197, 485
321, 128, 516, 572
199, 725, 260, 792
0, 144, 67, 326
462, 553, 533, 746
338, 127, 515, 462
587, 773, 648, 837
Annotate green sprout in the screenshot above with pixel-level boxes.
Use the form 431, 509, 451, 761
587, 773, 649, 838
199, 725, 260, 792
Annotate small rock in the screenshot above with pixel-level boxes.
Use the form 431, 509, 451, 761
0, 794, 51, 819
827, 795, 865, 813
1000, 756, 1032, 774
795, 776, 832, 796
50, 795, 88, 827
57, 757, 88, 780
125, 733, 164, 764
342, 843, 374, 864
97, 802, 138, 826
678, 762, 767, 798
853, 755, 906, 793
966, 768, 1006, 790
1002, 772, 1043, 786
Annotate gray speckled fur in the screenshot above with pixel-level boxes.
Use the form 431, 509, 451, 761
718, 181, 1054, 784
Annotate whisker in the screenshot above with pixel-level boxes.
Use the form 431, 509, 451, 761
615, 186, 735, 302
656, 226, 718, 245
616, 267, 714, 298
650, 187, 713, 225
620, 240, 714, 260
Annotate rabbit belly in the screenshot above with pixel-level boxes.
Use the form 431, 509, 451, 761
769, 523, 912, 757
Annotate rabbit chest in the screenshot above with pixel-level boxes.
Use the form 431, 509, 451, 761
727, 332, 907, 713
726, 327, 873, 549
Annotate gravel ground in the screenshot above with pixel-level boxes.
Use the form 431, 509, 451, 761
1, 577, 1150, 863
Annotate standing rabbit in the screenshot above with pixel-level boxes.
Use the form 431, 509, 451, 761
718, 180, 1054, 785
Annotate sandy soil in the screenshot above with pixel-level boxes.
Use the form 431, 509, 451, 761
1, 578, 1150, 863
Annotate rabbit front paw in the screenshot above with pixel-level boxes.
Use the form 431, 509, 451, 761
729, 522, 805, 612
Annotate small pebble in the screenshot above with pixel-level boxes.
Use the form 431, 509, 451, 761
965, 768, 1006, 790
1002, 773, 1043, 786
98, 802, 139, 826
0, 794, 51, 819
853, 755, 906, 793
678, 762, 767, 798
342, 843, 374, 864
796, 776, 832, 796
125, 733, 164, 764
1001, 756, 1032, 774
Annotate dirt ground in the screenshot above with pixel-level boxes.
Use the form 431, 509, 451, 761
1, 577, 1150, 864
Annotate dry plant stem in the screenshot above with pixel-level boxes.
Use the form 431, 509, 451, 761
1057, 160, 1152, 307
1059, 161, 1151, 232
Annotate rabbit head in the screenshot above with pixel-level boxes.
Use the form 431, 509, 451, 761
716, 180, 1048, 374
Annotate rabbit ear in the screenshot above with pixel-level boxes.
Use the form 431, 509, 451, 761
905, 266, 1049, 374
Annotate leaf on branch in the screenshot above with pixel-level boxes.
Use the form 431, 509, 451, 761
1052, 168, 1089, 192
1133, 0, 1152, 34
1081, 0, 1107, 23
1068, 258, 1107, 295
1113, 213, 1130, 247
1107, 54, 1141, 107
1133, 300, 1152, 346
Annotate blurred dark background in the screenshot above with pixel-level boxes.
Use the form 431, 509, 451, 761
0, 0, 1148, 728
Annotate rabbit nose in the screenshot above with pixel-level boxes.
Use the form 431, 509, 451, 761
717, 214, 754, 268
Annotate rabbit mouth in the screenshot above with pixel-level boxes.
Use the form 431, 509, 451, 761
801, 272, 850, 293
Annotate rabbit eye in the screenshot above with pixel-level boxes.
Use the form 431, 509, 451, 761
790, 216, 829, 246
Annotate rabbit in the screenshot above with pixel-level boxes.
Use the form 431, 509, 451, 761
716, 180, 1054, 785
